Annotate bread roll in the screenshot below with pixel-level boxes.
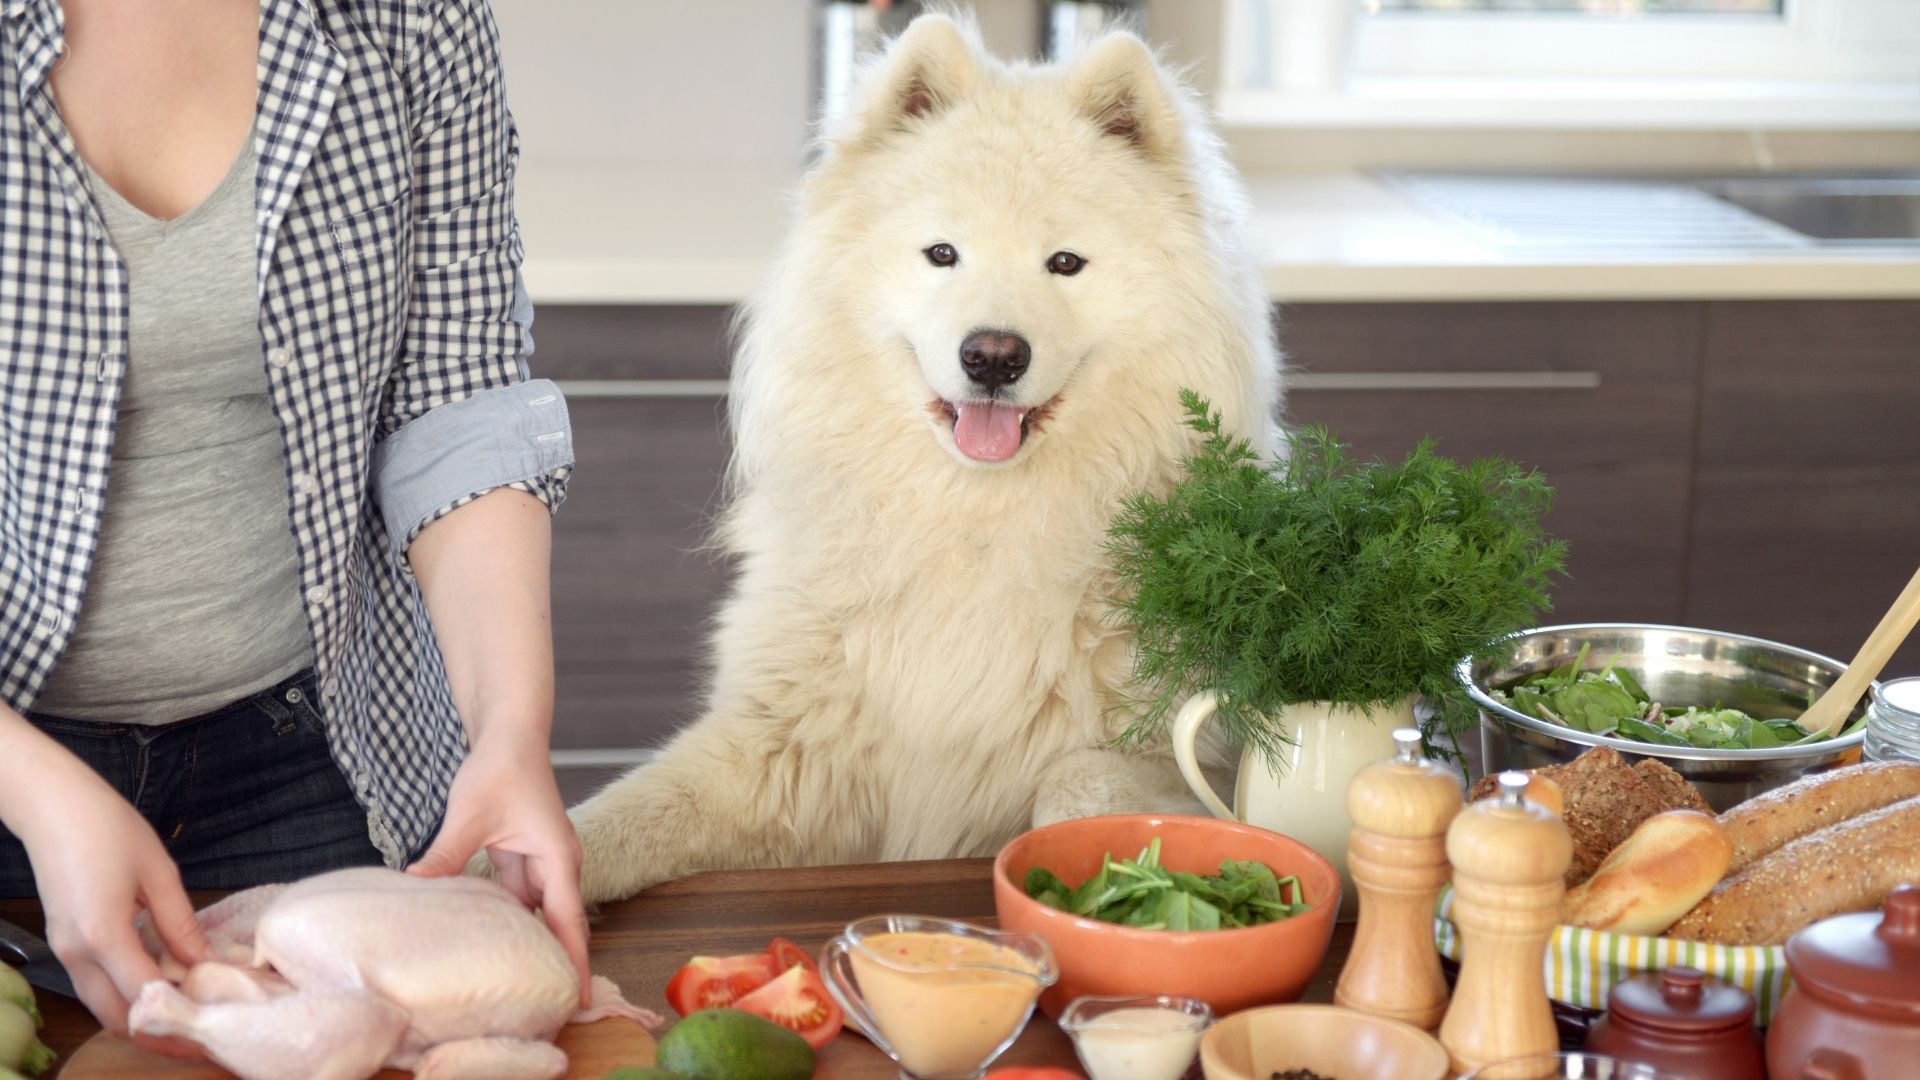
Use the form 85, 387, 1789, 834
1718, 761, 1920, 872
1472, 773, 1562, 813
1522, 774, 1565, 817
1562, 810, 1732, 935
1668, 795, 1920, 946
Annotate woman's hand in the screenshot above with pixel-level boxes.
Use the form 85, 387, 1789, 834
407, 733, 589, 1001
0, 711, 208, 1056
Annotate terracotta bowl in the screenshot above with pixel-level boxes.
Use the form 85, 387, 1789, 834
992, 813, 1340, 1018
1200, 1004, 1451, 1080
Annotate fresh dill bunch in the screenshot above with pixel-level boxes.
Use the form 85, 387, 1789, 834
1108, 390, 1568, 762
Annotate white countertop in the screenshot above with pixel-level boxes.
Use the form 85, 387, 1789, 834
516, 163, 1920, 306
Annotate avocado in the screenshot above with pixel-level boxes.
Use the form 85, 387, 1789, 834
654, 1009, 815, 1080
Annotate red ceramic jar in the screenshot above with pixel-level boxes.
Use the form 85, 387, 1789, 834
1767, 886, 1920, 1080
1584, 966, 1764, 1080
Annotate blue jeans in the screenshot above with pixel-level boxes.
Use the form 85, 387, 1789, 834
0, 670, 385, 897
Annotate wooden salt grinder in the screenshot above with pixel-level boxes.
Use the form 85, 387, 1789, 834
1438, 770, 1573, 1076
1335, 727, 1464, 1031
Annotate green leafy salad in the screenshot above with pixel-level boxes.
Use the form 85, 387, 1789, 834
1490, 643, 1863, 750
1024, 837, 1309, 931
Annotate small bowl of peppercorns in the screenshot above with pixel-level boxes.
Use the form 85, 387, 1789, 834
1199, 1003, 1449, 1080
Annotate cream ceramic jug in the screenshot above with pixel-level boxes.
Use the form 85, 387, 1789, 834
1171, 692, 1411, 919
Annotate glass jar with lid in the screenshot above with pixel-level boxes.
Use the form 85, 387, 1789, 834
1863, 676, 1920, 763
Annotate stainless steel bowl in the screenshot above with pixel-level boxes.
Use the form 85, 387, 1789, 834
1460, 623, 1870, 811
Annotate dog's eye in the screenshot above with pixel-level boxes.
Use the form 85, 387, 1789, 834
1047, 251, 1086, 276
925, 243, 958, 268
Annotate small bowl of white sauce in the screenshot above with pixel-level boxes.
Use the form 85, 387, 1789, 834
1059, 993, 1213, 1080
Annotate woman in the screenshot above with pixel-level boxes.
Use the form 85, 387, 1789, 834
0, 0, 588, 1048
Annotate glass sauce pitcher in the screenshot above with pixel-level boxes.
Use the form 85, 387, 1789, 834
821, 914, 1058, 1080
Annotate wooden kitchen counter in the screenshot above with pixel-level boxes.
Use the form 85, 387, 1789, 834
3, 858, 1355, 1077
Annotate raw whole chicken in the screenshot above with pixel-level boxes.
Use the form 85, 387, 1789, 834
127, 867, 662, 1080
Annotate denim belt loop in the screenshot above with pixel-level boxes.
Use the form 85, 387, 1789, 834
251, 669, 319, 736
257, 687, 301, 736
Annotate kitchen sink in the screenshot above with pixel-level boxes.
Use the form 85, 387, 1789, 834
1698, 176, 1920, 243
1381, 170, 1920, 252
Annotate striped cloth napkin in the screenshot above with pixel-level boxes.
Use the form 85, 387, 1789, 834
1433, 885, 1792, 1024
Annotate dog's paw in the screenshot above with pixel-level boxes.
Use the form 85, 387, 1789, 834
1031, 776, 1124, 826
1033, 748, 1210, 826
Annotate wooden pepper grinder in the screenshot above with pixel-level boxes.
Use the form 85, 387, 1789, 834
1438, 770, 1573, 1076
1335, 727, 1463, 1031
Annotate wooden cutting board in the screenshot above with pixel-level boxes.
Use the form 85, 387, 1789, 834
61, 1018, 657, 1079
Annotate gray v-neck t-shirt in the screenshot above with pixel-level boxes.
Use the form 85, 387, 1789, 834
34, 143, 314, 724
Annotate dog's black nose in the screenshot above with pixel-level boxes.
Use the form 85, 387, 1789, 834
959, 330, 1031, 390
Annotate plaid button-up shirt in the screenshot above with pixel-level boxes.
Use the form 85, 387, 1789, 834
1, 0, 573, 863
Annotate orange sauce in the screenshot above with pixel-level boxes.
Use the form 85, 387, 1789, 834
850, 931, 1044, 1077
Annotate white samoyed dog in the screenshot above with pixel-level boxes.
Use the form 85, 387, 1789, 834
570, 14, 1281, 903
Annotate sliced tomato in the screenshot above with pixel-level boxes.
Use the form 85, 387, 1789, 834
732, 964, 843, 1049
664, 953, 778, 1016
766, 937, 819, 976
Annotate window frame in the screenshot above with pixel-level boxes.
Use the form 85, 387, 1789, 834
1214, 0, 1920, 129
1351, 0, 1919, 82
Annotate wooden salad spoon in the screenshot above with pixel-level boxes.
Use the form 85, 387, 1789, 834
1797, 566, 1920, 739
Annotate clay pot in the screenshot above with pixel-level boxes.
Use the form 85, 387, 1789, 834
1766, 885, 1920, 1080
1584, 966, 1763, 1080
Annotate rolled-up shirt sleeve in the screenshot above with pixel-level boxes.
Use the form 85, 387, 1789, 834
372, 374, 573, 552
373, 0, 572, 553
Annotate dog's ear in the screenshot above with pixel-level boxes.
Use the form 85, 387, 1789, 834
1065, 32, 1182, 161
844, 15, 980, 146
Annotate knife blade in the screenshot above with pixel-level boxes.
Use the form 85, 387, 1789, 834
0, 915, 79, 1001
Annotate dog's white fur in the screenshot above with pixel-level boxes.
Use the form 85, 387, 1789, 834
570, 14, 1281, 903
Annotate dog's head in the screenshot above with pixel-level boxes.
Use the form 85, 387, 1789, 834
788, 15, 1240, 470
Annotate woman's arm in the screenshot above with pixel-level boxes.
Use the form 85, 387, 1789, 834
0, 706, 207, 1050
366, 0, 584, 994
402, 486, 589, 999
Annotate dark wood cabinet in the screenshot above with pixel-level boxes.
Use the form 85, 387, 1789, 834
534, 308, 734, 752
532, 304, 732, 381
1682, 301, 1920, 674
547, 398, 730, 750
1278, 302, 1703, 627
532, 300, 1920, 759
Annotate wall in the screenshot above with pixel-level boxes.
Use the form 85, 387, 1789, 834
491, 0, 1220, 170
492, 0, 813, 168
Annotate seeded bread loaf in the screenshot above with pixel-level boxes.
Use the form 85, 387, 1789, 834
1716, 761, 1920, 873
1668, 795, 1920, 946
1633, 758, 1713, 816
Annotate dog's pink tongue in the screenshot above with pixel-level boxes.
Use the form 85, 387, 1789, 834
952, 403, 1026, 462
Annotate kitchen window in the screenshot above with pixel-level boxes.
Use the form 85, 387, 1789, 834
1376, 1, 1782, 12
1219, 0, 1920, 128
